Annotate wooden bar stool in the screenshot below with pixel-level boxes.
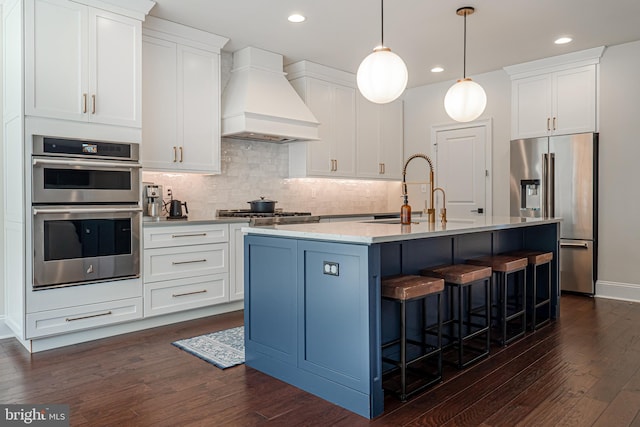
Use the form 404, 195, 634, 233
420, 264, 491, 369
467, 255, 528, 346
381, 275, 445, 402
506, 250, 553, 331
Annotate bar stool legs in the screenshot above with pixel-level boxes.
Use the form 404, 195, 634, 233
507, 251, 554, 331
494, 268, 527, 345
421, 264, 492, 369
467, 255, 528, 346
381, 275, 444, 402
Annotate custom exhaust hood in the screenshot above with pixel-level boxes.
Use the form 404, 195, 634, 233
221, 47, 319, 143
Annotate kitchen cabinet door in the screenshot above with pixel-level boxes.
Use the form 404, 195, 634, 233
379, 100, 404, 179
553, 65, 597, 136
141, 36, 178, 169
304, 78, 335, 176
179, 46, 221, 173
25, 0, 87, 121
511, 74, 552, 139
141, 18, 225, 173
511, 65, 597, 139
25, 0, 141, 127
287, 61, 357, 178
332, 85, 356, 177
356, 96, 403, 179
356, 94, 381, 178
89, 7, 141, 127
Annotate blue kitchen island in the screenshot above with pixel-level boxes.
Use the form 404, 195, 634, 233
243, 216, 561, 419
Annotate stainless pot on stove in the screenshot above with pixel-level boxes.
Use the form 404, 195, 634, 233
248, 196, 277, 213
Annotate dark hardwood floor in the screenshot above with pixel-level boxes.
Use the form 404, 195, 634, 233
2, 294, 640, 426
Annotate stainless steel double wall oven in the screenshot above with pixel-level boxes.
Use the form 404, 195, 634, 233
32, 136, 142, 289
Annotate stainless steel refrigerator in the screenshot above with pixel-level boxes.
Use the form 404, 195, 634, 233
510, 133, 598, 294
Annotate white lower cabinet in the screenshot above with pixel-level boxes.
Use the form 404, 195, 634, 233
143, 223, 237, 317
144, 274, 228, 317
144, 243, 228, 283
26, 298, 143, 338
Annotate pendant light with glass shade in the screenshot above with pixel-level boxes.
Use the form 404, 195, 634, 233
357, 0, 408, 104
444, 6, 487, 122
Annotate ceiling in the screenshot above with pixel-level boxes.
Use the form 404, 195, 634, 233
149, 0, 640, 88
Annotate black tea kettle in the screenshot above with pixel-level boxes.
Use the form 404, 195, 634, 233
169, 199, 188, 218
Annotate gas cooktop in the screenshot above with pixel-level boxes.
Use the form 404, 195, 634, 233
217, 209, 319, 226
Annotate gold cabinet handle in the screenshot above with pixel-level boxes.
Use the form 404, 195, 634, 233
172, 289, 208, 298
91, 94, 96, 114
82, 93, 87, 113
179, 146, 183, 163
553, 117, 557, 130
173, 146, 177, 162
547, 117, 550, 131
382, 163, 385, 174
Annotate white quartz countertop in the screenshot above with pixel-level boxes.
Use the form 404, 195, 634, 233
143, 216, 249, 226
242, 216, 562, 244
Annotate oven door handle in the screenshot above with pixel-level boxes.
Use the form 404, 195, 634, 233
32, 158, 142, 169
33, 207, 142, 215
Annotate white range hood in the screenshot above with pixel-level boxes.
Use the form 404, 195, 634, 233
221, 47, 319, 143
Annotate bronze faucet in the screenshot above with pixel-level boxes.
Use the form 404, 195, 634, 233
402, 153, 447, 223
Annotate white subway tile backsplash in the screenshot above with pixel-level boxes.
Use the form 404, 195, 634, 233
143, 139, 401, 217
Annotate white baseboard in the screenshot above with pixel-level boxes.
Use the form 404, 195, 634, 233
0, 316, 14, 340
596, 280, 640, 303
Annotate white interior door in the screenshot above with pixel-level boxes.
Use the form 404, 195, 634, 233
433, 122, 491, 218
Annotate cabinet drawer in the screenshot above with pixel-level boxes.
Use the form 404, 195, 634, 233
144, 243, 228, 283
144, 273, 229, 317
26, 297, 142, 338
144, 224, 228, 248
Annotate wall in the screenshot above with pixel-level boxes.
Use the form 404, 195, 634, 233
143, 139, 401, 217
596, 40, 640, 300
403, 69, 512, 216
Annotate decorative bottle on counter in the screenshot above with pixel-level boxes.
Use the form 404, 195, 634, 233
400, 195, 412, 225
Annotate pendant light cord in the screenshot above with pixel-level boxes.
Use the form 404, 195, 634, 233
463, 11, 467, 79
381, 0, 384, 47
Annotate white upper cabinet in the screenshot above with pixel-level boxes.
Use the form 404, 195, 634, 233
141, 17, 228, 173
25, 0, 141, 127
506, 47, 604, 140
286, 61, 357, 178
286, 60, 404, 180
356, 95, 403, 179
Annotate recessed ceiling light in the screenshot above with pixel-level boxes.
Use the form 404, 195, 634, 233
555, 37, 573, 45
431, 67, 444, 73
288, 14, 306, 23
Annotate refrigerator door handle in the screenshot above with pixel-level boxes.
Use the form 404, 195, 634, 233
542, 153, 548, 217
549, 153, 555, 217
561, 242, 589, 249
